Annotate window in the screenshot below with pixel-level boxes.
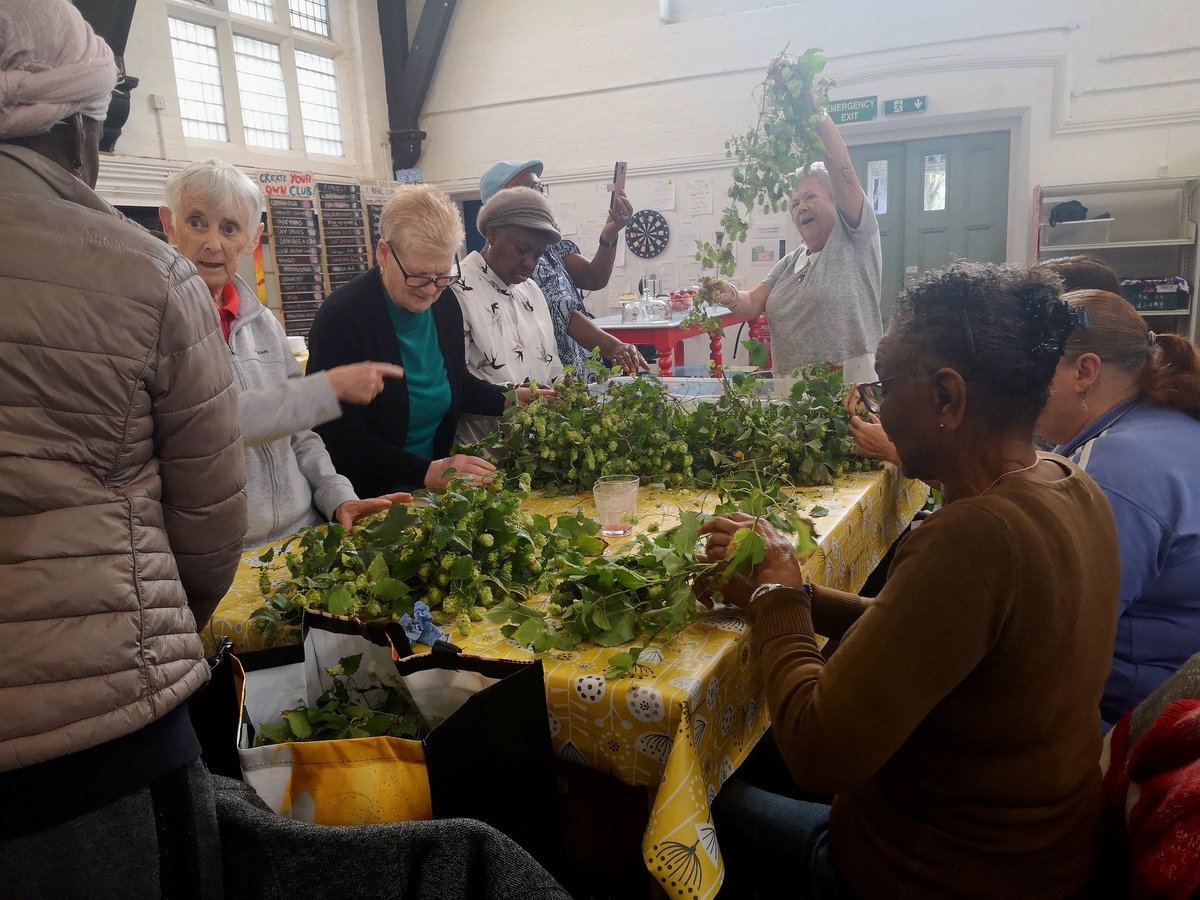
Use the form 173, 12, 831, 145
289, 0, 330, 36
923, 153, 947, 212
233, 35, 290, 149
295, 51, 343, 155
168, 18, 228, 142
166, 1, 347, 157
228, 0, 275, 23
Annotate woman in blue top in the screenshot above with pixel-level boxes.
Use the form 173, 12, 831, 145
1036, 289, 1200, 728
308, 183, 547, 496
479, 159, 648, 378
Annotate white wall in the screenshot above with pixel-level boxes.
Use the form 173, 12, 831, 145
96, 0, 393, 206
416, 0, 1200, 364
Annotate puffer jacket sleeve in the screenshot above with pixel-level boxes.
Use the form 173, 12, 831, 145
150, 260, 248, 628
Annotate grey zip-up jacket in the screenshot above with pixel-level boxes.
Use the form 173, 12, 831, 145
225, 277, 356, 547
0, 146, 247, 772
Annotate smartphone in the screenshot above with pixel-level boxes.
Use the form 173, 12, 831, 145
610, 161, 627, 211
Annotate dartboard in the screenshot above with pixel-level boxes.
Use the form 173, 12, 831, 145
625, 209, 670, 258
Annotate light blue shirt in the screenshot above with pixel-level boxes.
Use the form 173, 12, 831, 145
1055, 398, 1200, 728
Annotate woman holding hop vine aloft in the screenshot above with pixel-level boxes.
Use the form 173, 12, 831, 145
712, 90, 883, 387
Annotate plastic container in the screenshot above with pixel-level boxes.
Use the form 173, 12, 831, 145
1040, 217, 1115, 246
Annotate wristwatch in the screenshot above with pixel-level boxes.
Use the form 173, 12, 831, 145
597, 234, 619, 248
748, 582, 811, 608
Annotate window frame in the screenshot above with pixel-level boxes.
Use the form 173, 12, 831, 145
166, 0, 350, 160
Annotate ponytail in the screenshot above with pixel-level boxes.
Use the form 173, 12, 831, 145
1063, 290, 1200, 419
1139, 332, 1200, 419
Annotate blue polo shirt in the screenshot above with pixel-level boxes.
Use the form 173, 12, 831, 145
1055, 398, 1200, 728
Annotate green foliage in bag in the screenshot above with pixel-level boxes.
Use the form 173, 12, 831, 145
254, 653, 428, 745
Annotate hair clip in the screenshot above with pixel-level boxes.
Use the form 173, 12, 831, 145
1148, 330, 1157, 346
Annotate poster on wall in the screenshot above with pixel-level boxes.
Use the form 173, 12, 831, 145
317, 181, 369, 291
258, 171, 324, 337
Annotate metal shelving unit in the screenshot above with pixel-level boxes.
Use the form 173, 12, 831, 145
1033, 177, 1199, 343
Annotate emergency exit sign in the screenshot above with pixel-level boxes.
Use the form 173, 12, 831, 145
827, 96, 877, 124
884, 96, 928, 115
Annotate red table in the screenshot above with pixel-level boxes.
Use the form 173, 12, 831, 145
591, 306, 746, 376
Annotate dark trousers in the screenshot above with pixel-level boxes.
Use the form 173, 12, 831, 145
0, 759, 221, 900
712, 779, 855, 899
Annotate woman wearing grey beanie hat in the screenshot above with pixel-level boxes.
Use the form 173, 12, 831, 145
453, 186, 563, 444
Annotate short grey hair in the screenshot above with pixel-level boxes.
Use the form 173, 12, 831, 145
164, 158, 263, 232
379, 182, 464, 258
794, 161, 833, 198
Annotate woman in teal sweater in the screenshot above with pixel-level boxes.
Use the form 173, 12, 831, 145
308, 183, 547, 495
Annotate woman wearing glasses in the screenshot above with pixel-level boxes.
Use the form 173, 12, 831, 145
308, 183, 544, 495
701, 263, 1118, 898
478, 159, 647, 378
161, 158, 409, 545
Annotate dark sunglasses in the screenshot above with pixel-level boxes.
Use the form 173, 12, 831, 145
387, 242, 462, 289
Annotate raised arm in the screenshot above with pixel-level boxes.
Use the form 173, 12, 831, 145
561, 190, 633, 291
815, 108, 865, 227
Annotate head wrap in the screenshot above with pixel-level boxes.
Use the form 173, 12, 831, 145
0, 0, 118, 140
479, 159, 542, 205
477, 186, 561, 244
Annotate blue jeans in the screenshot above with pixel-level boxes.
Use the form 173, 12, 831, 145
712, 779, 855, 899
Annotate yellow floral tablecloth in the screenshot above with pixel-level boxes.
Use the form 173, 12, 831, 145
204, 466, 926, 899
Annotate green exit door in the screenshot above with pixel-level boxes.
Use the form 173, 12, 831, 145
848, 131, 1010, 322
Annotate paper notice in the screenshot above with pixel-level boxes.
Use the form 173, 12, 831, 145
651, 176, 676, 210
750, 219, 787, 240
676, 222, 700, 257
687, 178, 713, 216
555, 201, 577, 236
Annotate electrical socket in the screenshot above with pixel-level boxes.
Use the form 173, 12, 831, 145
1157, 163, 1169, 177
150, 93, 167, 111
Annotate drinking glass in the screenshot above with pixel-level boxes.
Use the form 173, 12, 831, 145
592, 475, 640, 537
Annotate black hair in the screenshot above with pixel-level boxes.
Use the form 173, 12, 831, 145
887, 262, 1079, 430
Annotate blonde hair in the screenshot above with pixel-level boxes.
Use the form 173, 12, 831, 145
379, 182, 464, 258
164, 158, 262, 232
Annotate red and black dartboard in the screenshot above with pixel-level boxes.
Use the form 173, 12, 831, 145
625, 209, 670, 258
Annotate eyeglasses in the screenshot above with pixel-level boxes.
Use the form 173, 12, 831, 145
386, 243, 462, 289
856, 372, 928, 415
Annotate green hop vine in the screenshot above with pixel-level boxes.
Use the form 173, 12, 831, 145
683, 47, 833, 333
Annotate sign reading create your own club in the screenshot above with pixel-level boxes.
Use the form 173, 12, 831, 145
827, 96, 877, 124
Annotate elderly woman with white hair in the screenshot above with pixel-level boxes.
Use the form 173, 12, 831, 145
161, 158, 410, 546
0, 1, 244, 894
710, 106, 883, 384
307, 183, 547, 496
453, 186, 565, 443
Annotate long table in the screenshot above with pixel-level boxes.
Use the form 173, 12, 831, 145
205, 466, 927, 899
